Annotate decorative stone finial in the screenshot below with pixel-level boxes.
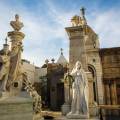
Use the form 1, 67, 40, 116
45, 59, 49, 64
10, 14, 24, 31
5, 37, 8, 44
61, 48, 63, 55
51, 58, 55, 63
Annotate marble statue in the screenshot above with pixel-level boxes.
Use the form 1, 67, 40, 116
71, 7, 87, 27
67, 61, 89, 119
0, 42, 10, 91
0, 14, 43, 120
6, 14, 25, 91
71, 15, 82, 26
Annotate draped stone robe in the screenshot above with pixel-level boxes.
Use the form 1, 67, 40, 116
69, 61, 89, 115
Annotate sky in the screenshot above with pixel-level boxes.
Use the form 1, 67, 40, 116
0, 0, 120, 66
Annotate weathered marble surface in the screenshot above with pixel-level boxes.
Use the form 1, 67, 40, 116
0, 15, 43, 120
61, 104, 71, 115
67, 61, 89, 118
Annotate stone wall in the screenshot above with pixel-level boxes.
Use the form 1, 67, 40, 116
100, 47, 120, 105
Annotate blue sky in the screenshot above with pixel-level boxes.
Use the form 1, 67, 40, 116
0, 0, 120, 66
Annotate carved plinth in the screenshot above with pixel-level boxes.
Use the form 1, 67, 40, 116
67, 113, 89, 119
61, 103, 71, 115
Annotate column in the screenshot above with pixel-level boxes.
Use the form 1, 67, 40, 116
110, 81, 117, 105
105, 84, 111, 105
87, 72, 94, 105
7, 14, 25, 94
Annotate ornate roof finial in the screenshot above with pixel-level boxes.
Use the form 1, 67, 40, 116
10, 14, 24, 31
45, 59, 49, 64
51, 58, 55, 63
61, 48, 63, 55
5, 37, 8, 44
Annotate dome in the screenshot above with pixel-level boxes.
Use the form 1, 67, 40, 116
57, 48, 68, 65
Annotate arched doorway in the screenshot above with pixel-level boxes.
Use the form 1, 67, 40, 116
88, 64, 98, 102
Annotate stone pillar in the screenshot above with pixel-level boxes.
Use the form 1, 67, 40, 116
110, 81, 117, 105
105, 84, 111, 104
113, 81, 117, 104
87, 72, 94, 105
87, 72, 99, 117
64, 84, 70, 104
7, 14, 25, 95
61, 83, 71, 115
65, 26, 87, 71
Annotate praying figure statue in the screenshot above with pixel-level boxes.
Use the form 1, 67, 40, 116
67, 61, 89, 118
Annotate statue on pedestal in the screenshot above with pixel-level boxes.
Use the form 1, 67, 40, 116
0, 14, 43, 120
67, 61, 89, 119
6, 14, 25, 91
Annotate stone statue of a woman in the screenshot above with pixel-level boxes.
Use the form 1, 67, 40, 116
67, 61, 89, 119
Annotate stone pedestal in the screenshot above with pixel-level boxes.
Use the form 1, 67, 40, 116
89, 105, 99, 117
61, 103, 71, 115
67, 113, 89, 119
55, 116, 99, 120
0, 96, 33, 120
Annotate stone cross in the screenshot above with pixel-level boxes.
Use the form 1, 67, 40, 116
80, 7, 86, 17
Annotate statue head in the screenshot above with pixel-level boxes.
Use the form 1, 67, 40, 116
15, 14, 19, 21
71, 61, 83, 75
76, 61, 82, 70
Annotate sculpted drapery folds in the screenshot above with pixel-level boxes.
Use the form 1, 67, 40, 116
68, 61, 89, 115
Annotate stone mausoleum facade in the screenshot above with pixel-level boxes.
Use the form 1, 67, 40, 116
65, 8, 120, 110
41, 8, 120, 114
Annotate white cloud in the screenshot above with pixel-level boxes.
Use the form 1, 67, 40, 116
0, 1, 120, 67
0, 1, 70, 66
88, 8, 120, 48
